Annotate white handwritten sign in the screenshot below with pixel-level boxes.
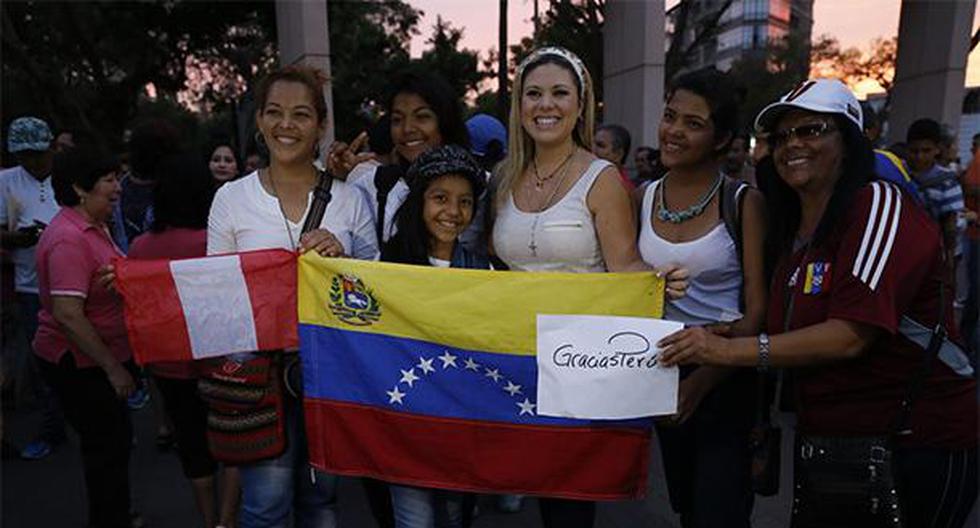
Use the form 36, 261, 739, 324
536, 314, 682, 420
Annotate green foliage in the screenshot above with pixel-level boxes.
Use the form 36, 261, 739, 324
1, 1, 276, 150
507, 0, 605, 103
417, 16, 488, 101
326, 0, 420, 140
727, 33, 811, 133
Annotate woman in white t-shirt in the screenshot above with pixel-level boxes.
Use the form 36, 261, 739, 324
207, 65, 377, 528
490, 46, 687, 528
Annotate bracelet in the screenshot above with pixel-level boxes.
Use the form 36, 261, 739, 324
757, 333, 771, 372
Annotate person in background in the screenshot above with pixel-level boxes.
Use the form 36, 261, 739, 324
960, 133, 980, 357
207, 140, 242, 187
593, 123, 635, 191
860, 101, 883, 148
37, 145, 139, 528
660, 78, 978, 528
906, 118, 966, 276
111, 118, 181, 413
634, 146, 666, 186
465, 113, 507, 173
0, 117, 67, 461
640, 69, 765, 528
128, 152, 240, 528
722, 132, 755, 187
243, 149, 265, 175
54, 130, 76, 153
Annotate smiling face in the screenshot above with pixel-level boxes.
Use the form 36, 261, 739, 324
391, 92, 444, 164
423, 174, 475, 258
209, 145, 238, 182
256, 80, 324, 166
520, 63, 581, 148
75, 171, 121, 223
771, 109, 844, 194
658, 89, 724, 170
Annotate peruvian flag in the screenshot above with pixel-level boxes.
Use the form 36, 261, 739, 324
115, 249, 298, 364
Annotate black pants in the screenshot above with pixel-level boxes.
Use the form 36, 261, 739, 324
154, 375, 217, 479
39, 354, 133, 528
655, 373, 754, 528
539, 498, 596, 528
896, 446, 978, 528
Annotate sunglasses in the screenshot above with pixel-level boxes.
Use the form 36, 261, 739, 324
770, 122, 836, 148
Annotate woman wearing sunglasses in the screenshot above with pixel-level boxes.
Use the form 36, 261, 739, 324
658, 79, 977, 527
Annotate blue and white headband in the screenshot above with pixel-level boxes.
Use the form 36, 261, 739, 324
517, 46, 588, 99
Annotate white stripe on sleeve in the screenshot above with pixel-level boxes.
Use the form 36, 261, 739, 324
852, 182, 902, 291
170, 255, 258, 359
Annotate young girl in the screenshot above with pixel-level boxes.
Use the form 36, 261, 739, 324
381, 144, 487, 528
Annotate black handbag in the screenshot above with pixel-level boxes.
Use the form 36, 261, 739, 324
789, 281, 948, 528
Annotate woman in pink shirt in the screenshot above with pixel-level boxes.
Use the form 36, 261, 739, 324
34, 146, 137, 528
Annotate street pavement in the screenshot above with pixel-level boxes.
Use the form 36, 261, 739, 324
2, 401, 975, 527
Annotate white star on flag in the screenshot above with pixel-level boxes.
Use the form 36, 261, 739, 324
399, 368, 420, 387
485, 368, 502, 383
463, 357, 481, 371
503, 381, 522, 396
387, 386, 406, 405
438, 351, 458, 369
517, 398, 536, 416
417, 356, 435, 375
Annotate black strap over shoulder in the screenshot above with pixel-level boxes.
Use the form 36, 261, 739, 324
892, 280, 947, 437
373, 165, 403, 244
300, 171, 334, 235
719, 175, 749, 262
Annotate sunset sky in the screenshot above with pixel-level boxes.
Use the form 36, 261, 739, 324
408, 0, 980, 97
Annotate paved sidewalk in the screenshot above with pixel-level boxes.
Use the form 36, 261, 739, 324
2, 405, 975, 527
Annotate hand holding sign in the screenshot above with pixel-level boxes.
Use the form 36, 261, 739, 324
536, 315, 682, 420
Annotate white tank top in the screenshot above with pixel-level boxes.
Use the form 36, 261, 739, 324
638, 178, 743, 325
493, 159, 610, 273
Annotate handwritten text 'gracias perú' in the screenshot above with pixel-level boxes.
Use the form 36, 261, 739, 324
550, 331, 660, 370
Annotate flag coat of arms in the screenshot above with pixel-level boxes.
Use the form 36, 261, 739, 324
115, 249, 299, 363
298, 255, 664, 500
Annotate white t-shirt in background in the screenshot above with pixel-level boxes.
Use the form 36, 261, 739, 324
0, 166, 60, 293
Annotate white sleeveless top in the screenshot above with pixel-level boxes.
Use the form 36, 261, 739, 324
638, 178, 743, 325
493, 159, 610, 273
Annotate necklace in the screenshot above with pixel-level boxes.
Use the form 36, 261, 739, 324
532, 148, 575, 189
527, 150, 577, 256
656, 172, 723, 224
267, 168, 299, 250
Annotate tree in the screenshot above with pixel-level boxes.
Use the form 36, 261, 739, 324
326, 0, 421, 140
810, 35, 897, 94
418, 17, 489, 100
727, 34, 812, 132
1, 1, 277, 148
508, 0, 605, 102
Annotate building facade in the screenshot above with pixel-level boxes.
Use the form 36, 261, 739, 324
667, 0, 813, 73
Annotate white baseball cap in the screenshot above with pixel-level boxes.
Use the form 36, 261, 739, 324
755, 79, 863, 132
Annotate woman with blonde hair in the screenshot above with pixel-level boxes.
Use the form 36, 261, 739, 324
490, 46, 687, 528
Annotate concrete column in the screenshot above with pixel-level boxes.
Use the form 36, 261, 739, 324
888, 0, 975, 143
275, 0, 335, 144
602, 0, 666, 151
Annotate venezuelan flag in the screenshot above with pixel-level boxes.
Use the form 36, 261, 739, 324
298, 255, 664, 500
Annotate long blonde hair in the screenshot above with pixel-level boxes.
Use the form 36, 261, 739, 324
495, 48, 596, 209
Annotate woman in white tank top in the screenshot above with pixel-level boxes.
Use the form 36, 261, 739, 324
490, 47, 687, 528
637, 70, 767, 528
